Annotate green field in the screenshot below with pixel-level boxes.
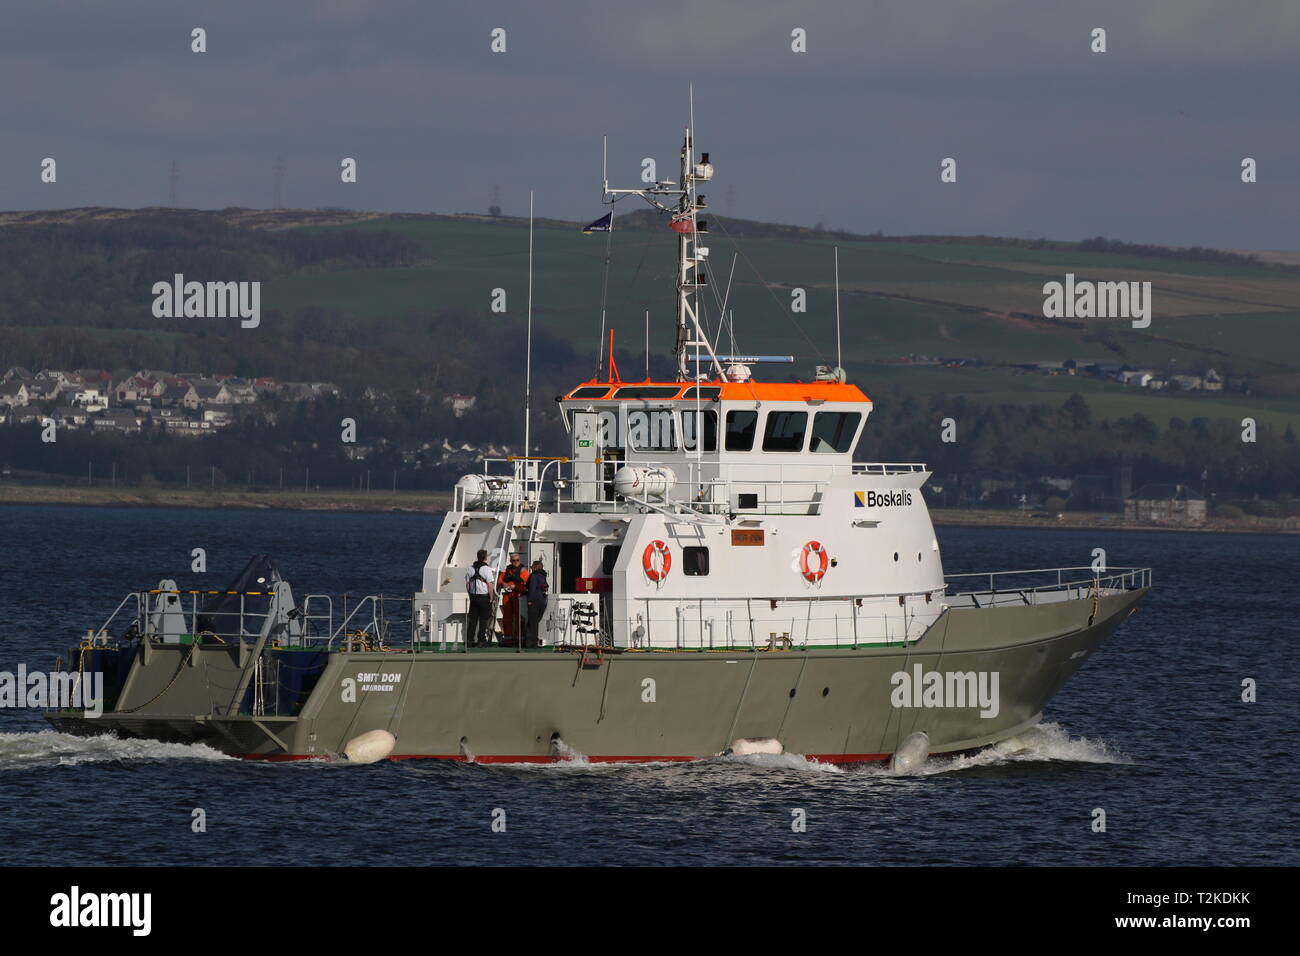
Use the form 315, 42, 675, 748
262, 215, 1300, 429
852, 239, 1289, 279
1149, 311, 1300, 366
857, 363, 1300, 431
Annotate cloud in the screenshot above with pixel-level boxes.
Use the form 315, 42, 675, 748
0, 0, 1296, 248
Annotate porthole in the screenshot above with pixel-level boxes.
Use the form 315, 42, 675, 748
917, 552, 922, 562
789, 688, 797, 699
822, 687, 830, 697
893, 552, 899, 562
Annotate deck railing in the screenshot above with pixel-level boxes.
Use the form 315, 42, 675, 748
81, 566, 1149, 659
82, 589, 413, 650
943, 566, 1152, 607
458, 456, 929, 516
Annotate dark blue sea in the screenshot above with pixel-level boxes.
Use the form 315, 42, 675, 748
0, 505, 1295, 866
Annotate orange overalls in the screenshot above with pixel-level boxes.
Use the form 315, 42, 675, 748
498, 564, 529, 639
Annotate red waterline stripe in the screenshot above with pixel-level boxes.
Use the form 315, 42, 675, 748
233, 752, 890, 764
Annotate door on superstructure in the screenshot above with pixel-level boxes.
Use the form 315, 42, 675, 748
529, 542, 557, 587
558, 542, 583, 594
571, 411, 600, 504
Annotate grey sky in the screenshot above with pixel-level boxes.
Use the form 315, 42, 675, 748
2, 0, 1297, 249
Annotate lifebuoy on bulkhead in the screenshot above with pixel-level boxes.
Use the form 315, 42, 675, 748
643, 540, 671, 581
800, 540, 828, 583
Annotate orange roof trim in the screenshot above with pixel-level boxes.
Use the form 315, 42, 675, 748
563, 380, 872, 403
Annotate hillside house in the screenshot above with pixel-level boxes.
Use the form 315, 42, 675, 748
68, 386, 108, 411
162, 383, 200, 410
445, 394, 477, 418
1118, 370, 1156, 388
92, 410, 142, 433
1125, 483, 1207, 525
0, 382, 29, 408
191, 380, 235, 405
224, 383, 258, 404
202, 404, 235, 426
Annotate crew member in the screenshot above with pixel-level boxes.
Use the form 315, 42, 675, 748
465, 549, 496, 648
524, 558, 549, 648
498, 553, 529, 643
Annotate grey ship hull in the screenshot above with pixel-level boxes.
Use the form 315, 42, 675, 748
46, 586, 1146, 764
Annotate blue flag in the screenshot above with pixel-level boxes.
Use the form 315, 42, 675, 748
582, 213, 613, 234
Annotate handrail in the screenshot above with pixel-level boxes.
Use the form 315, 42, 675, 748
851, 462, 928, 474
480, 455, 907, 476
944, 565, 1145, 579
96, 591, 142, 639
301, 594, 334, 645
327, 595, 382, 650
945, 566, 1152, 597
467, 454, 846, 516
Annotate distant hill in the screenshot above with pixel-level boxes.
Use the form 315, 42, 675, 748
3, 205, 1300, 430
3, 205, 1299, 500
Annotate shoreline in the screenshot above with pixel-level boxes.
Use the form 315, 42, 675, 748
2, 483, 1296, 533
928, 508, 1300, 535
0, 483, 452, 513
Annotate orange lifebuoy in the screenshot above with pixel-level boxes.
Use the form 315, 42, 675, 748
800, 540, 829, 582
643, 540, 672, 581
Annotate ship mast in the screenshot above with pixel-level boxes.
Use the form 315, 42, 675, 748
603, 102, 724, 381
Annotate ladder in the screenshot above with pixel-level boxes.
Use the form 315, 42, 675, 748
484, 465, 526, 649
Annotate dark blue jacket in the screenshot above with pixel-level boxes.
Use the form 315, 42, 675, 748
526, 569, 549, 604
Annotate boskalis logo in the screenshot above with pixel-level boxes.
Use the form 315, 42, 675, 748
854, 489, 914, 508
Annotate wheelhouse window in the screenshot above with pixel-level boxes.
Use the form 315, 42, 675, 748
762, 411, 808, 452
681, 386, 721, 400
725, 410, 758, 451
810, 411, 862, 454
627, 409, 677, 451
681, 409, 718, 452
682, 546, 710, 576
569, 386, 611, 399
614, 386, 681, 399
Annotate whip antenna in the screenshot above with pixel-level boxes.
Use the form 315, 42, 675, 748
524, 191, 534, 458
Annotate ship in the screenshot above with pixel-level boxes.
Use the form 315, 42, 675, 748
45, 108, 1150, 769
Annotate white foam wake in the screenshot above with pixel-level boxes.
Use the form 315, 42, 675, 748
716, 751, 847, 774
0, 731, 231, 771
870, 722, 1128, 777
550, 736, 590, 765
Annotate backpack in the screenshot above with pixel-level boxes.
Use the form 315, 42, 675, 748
467, 562, 491, 595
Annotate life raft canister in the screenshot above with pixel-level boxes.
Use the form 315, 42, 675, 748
800, 540, 829, 582
643, 540, 672, 581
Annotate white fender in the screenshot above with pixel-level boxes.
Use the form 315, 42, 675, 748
890, 731, 930, 774
343, 729, 396, 764
729, 737, 784, 756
